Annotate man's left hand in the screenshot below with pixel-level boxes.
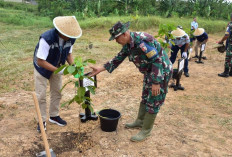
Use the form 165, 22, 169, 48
152, 84, 160, 96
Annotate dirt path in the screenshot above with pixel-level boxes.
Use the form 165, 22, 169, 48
0, 34, 232, 157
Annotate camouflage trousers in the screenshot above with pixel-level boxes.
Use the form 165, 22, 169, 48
224, 49, 232, 68
141, 72, 172, 114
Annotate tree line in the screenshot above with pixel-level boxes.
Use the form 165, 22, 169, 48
37, 0, 232, 20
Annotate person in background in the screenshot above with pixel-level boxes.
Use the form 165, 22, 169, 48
89, 21, 173, 142
33, 16, 82, 132
193, 28, 208, 59
218, 13, 232, 77
190, 17, 199, 59
169, 28, 190, 77
191, 17, 198, 31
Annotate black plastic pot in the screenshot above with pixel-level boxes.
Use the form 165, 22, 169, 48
98, 109, 121, 132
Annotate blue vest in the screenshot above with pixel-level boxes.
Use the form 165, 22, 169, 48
33, 28, 76, 79
196, 32, 208, 42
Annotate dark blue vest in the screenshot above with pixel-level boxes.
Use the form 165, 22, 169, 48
196, 32, 208, 42
33, 28, 76, 79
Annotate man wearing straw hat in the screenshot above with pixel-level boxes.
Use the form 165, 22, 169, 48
193, 28, 208, 59
218, 13, 232, 77
190, 17, 198, 58
33, 16, 82, 132
89, 21, 173, 142
169, 28, 190, 77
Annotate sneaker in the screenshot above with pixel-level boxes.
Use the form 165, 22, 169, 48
37, 122, 46, 133
49, 116, 67, 126
192, 55, 198, 58
184, 72, 190, 77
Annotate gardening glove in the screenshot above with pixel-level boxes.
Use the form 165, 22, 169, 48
182, 52, 187, 59
201, 44, 206, 51
189, 48, 193, 53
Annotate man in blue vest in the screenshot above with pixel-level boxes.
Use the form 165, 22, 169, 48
33, 16, 82, 132
169, 28, 190, 77
193, 28, 208, 59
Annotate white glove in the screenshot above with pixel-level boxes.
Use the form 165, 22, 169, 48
182, 52, 187, 59
58, 68, 64, 75
189, 48, 193, 53
201, 44, 206, 51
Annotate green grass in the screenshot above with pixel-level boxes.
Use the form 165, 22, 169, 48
0, 6, 228, 33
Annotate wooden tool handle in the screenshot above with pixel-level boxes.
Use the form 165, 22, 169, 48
32, 92, 51, 157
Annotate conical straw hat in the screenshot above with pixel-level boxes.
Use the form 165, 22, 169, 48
171, 28, 185, 38
213, 43, 224, 48
53, 16, 82, 39
193, 28, 205, 36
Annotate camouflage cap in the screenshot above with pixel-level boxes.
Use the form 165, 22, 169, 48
109, 21, 130, 41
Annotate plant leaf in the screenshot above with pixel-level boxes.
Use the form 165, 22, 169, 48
74, 95, 83, 104
61, 98, 74, 108
67, 66, 76, 74
63, 67, 69, 75
54, 64, 66, 74
87, 86, 95, 95
82, 103, 87, 109
77, 87, 86, 97
84, 59, 96, 64
60, 80, 73, 93
88, 104, 94, 113
170, 40, 175, 46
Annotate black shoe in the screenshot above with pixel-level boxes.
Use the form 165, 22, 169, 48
202, 56, 207, 60
192, 55, 198, 59
49, 116, 67, 126
218, 72, 229, 77
184, 72, 190, 77
37, 122, 46, 133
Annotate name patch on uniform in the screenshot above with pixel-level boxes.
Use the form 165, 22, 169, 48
146, 50, 156, 58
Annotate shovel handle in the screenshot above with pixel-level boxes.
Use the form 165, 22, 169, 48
32, 92, 52, 157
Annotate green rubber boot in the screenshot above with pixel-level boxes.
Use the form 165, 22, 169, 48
125, 103, 146, 129
130, 112, 157, 142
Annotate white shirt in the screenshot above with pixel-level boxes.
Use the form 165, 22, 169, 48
170, 33, 190, 47
36, 38, 73, 60
191, 21, 198, 30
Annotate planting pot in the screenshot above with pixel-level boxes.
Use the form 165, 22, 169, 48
98, 109, 121, 132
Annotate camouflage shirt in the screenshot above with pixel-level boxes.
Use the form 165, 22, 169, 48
104, 32, 172, 84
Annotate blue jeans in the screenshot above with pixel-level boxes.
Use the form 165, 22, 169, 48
169, 44, 189, 73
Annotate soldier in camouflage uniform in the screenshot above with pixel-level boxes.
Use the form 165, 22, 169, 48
218, 13, 232, 77
90, 21, 173, 142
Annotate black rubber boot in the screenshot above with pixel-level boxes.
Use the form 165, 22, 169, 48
218, 67, 229, 77
229, 67, 232, 76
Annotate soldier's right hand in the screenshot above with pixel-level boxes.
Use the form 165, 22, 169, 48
89, 66, 106, 77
